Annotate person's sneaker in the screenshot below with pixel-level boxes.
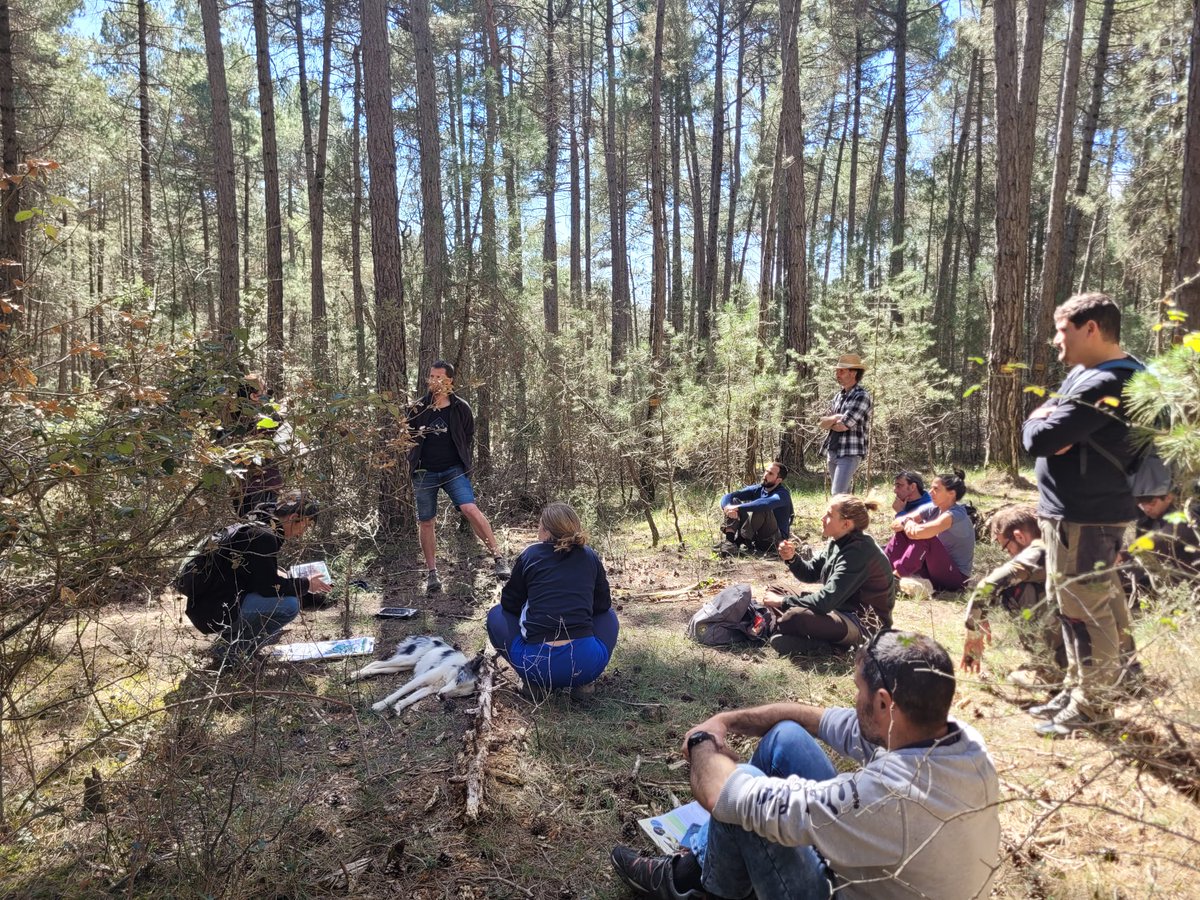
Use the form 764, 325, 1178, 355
609, 846, 704, 899
1008, 666, 1062, 691
714, 539, 739, 558
1028, 690, 1072, 720
898, 576, 935, 599
769, 633, 834, 656
424, 570, 443, 594
492, 556, 512, 580
1034, 702, 1104, 739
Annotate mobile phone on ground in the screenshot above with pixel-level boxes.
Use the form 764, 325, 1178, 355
375, 607, 420, 619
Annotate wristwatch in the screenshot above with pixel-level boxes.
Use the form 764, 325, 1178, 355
686, 730, 716, 753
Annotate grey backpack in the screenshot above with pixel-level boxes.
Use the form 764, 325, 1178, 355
687, 584, 770, 646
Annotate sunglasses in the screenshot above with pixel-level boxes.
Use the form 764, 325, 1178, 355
865, 628, 899, 696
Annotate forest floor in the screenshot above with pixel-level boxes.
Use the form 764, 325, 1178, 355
3, 472, 1199, 898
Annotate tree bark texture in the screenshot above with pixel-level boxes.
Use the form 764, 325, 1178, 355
987, 0, 1046, 472
411, 0, 449, 371
253, 0, 285, 390
605, 0, 630, 366
1174, 0, 1200, 326
199, 0, 240, 343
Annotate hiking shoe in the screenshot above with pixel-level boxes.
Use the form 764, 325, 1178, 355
714, 540, 739, 558
769, 633, 834, 656
898, 576, 935, 599
1028, 690, 1071, 720
570, 681, 596, 701
609, 846, 703, 899
493, 556, 512, 580
424, 570, 443, 594
1035, 702, 1104, 739
518, 680, 550, 703
1008, 667, 1062, 691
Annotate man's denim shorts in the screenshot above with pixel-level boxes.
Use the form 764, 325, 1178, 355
413, 466, 476, 521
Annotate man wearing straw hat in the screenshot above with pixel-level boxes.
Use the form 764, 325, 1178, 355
818, 354, 872, 495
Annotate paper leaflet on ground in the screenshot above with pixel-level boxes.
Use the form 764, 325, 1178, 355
289, 560, 331, 582
269, 636, 375, 662
638, 800, 710, 855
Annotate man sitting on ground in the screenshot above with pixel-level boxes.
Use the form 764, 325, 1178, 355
610, 631, 1000, 900
717, 462, 793, 555
891, 470, 931, 517
1119, 488, 1200, 609
960, 505, 1065, 689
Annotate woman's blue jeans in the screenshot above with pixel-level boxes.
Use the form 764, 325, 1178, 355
218, 591, 300, 660
686, 721, 837, 900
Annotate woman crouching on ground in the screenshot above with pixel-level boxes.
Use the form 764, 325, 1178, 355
763, 494, 896, 655
486, 502, 619, 698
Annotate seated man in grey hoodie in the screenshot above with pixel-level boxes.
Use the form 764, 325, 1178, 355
610, 631, 1000, 900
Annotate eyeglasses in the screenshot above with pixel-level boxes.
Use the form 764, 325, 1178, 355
865, 628, 898, 696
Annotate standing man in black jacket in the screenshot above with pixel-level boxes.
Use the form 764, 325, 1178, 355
405, 360, 510, 593
1022, 293, 1140, 738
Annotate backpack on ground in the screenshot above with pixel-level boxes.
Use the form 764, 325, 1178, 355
174, 523, 245, 634
687, 584, 770, 646
1085, 358, 1173, 497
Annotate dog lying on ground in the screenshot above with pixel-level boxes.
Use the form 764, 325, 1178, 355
348, 635, 483, 714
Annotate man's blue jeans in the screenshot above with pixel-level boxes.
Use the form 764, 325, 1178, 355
218, 591, 299, 659
686, 722, 836, 900
828, 454, 863, 496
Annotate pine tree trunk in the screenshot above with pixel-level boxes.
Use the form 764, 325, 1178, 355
670, 83, 685, 334
649, 0, 667, 361
778, 0, 809, 472
847, 16, 863, 284
351, 45, 367, 381
137, 0, 153, 288
363, 0, 409, 534
933, 51, 977, 351
1031, 0, 1087, 388
1174, 0, 1200, 326
605, 0, 631, 366
721, 17, 745, 307
411, 0, 449, 373
987, 0, 1046, 472
199, 0, 240, 344
699, 0, 725, 342
890, 0, 907, 280
0, 0, 21, 352
541, 0, 560, 333
1061, 0, 1115, 297
252, 0, 285, 389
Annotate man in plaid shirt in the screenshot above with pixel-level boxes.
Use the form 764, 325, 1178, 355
819, 354, 872, 495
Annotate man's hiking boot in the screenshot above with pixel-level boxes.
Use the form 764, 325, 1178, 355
769, 633, 834, 657
424, 570, 443, 594
609, 846, 705, 899
1008, 666, 1062, 691
715, 540, 740, 558
493, 556, 512, 580
570, 681, 597, 701
1028, 690, 1071, 720
1035, 701, 1106, 739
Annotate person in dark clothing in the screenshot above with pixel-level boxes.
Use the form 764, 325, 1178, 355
218, 373, 284, 518
763, 495, 896, 655
1119, 490, 1200, 608
1022, 292, 1141, 738
486, 503, 618, 698
717, 462, 794, 555
193, 491, 329, 665
405, 360, 510, 593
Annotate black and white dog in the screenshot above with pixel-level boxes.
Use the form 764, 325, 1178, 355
349, 635, 483, 714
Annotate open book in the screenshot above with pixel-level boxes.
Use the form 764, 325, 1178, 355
269, 636, 375, 662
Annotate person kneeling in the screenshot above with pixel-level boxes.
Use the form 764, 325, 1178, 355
764, 495, 895, 655
960, 504, 1064, 689
179, 491, 330, 666
486, 503, 618, 700
716, 462, 793, 556
610, 631, 1001, 900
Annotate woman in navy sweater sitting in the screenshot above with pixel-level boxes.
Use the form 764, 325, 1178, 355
486, 502, 618, 697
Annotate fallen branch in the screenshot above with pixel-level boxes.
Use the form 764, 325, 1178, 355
614, 581, 710, 602
463, 649, 497, 823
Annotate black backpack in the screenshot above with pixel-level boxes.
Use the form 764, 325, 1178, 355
174, 523, 246, 634
687, 584, 770, 646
